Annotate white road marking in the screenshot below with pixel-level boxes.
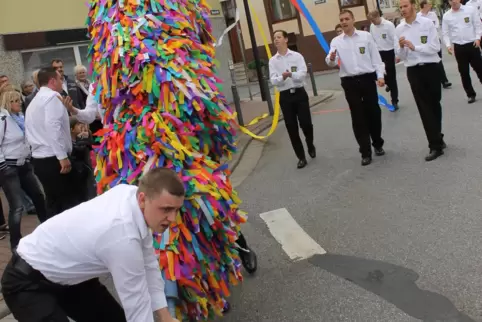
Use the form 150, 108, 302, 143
259, 208, 326, 261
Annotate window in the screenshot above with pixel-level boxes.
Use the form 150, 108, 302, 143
21, 43, 89, 80
340, 0, 363, 8
380, 0, 391, 8
271, 0, 297, 22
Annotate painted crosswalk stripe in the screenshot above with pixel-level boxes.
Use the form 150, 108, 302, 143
259, 208, 326, 261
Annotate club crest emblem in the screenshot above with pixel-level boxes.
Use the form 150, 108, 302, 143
421, 36, 428, 44
291, 66, 297, 72
465, 16, 470, 23
359, 47, 366, 54
382, 34, 387, 39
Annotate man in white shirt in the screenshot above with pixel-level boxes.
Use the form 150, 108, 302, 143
443, 0, 482, 103
1, 167, 181, 322
466, 0, 482, 20
418, 0, 453, 89
396, 0, 446, 161
25, 67, 79, 219
326, 10, 386, 166
269, 30, 315, 169
368, 10, 400, 110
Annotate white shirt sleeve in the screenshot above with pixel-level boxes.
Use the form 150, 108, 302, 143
473, 7, 482, 38
0, 117, 7, 165
97, 234, 166, 322
142, 235, 168, 312
75, 84, 99, 124
45, 96, 68, 160
415, 22, 441, 54
291, 54, 307, 81
368, 34, 385, 78
269, 59, 284, 86
433, 12, 441, 30
395, 29, 409, 61
325, 40, 339, 67
442, 15, 451, 47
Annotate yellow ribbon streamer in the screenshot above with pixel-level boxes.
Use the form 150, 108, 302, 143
237, 0, 281, 140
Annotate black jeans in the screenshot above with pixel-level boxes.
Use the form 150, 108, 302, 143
0, 163, 46, 249
31, 156, 78, 219
1, 252, 126, 322
279, 87, 314, 160
453, 42, 482, 98
379, 50, 399, 104
437, 48, 450, 84
407, 63, 444, 151
341, 72, 384, 158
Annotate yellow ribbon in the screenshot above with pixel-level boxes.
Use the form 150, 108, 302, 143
237, 0, 281, 140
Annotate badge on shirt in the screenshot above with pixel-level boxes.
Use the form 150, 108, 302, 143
291, 66, 298, 72
359, 47, 366, 54
382, 34, 387, 39
420, 36, 428, 44
465, 16, 470, 23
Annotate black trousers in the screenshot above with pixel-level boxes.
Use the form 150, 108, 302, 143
341, 72, 384, 158
407, 63, 444, 151
379, 50, 399, 104
437, 48, 449, 84
0, 163, 47, 250
279, 87, 314, 160
453, 42, 482, 98
1, 252, 126, 322
31, 156, 79, 219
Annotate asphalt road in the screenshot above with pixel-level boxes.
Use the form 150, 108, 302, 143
227, 55, 482, 321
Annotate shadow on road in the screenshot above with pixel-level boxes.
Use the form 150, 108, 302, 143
309, 254, 474, 322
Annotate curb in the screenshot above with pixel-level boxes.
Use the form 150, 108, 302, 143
229, 92, 335, 175
0, 300, 10, 320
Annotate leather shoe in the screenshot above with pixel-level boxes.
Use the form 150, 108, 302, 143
442, 82, 452, 89
374, 147, 385, 156
297, 159, 307, 169
392, 103, 399, 111
442, 142, 447, 149
425, 150, 443, 162
361, 157, 372, 166
308, 146, 316, 158
468, 96, 476, 104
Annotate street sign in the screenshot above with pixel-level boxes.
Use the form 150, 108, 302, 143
210, 9, 221, 15
314, 0, 326, 3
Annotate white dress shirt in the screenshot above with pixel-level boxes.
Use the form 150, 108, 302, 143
269, 49, 307, 91
442, 5, 482, 47
466, 0, 482, 20
395, 15, 441, 67
17, 184, 167, 322
370, 18, 397, 51
417, 11, 440, 30
0, 110, 30, 168
25, 87, 72, 160
326, 30, 385, 78
75, 83, 104, 125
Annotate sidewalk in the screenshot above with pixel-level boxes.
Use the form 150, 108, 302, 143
227, 90, 335, 174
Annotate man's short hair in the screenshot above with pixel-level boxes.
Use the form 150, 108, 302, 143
273, 29, 289, 38
37, 67, 59, 87
138, 168, 185, 199
51, 58, 63, 65
367, 10, 380, 19
335, 24, 342, 30
0, 75, 7, 79
420, 0, 428, 8
340, 9, 355, 18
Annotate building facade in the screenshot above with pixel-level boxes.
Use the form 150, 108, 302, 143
232, 0, 381, 72
0, 0, 235, 102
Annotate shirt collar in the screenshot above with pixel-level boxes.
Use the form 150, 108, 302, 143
343, 29, 361, 39
275, 48, 293, 59
128, 187, 149, 239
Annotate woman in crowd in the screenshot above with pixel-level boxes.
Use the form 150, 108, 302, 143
74, 65, 103, 135
0, 90, 47, 250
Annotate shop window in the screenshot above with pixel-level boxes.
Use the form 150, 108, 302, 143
271, 0, 297, 23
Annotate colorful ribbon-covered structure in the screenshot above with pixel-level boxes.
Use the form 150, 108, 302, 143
87, 0, 246, 320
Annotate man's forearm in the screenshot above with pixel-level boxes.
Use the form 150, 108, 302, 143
154, 308, 174, 322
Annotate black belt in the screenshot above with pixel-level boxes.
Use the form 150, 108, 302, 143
341, 72, 376, 80
408, 62, 438, 68
453, 42, 476, 47
12, 251, 37, 276
280, 87, 305, 94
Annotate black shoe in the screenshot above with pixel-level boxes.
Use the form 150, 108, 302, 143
308, 146, 316, 158
442, 82, 452, 89
386, 86, 390, 93
297, 159, 307, 169
442, 142, 447, 149
468, 96, 476, 104
239, 246, 257, 274
392, 103, 399, 111
361, 157, 372, 166
425, 150, 444, 162
27, 209, 36, 215
374, 147, 385, 156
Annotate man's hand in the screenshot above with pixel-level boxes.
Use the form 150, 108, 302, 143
377, 78, 385, 87
403, 40, 415, 51
329, 50, 337, 62
399, 37, 406, 48
59, 96, 77, 115
282, 71, 292, 80
155, 308, 179, 322
474, 39, 481, 48
395, 57, 401, 64
59, 158, 71, 174
447, 46, 454, 55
